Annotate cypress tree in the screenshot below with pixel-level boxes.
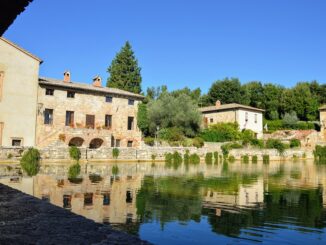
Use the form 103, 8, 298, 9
107, 41, 142, 93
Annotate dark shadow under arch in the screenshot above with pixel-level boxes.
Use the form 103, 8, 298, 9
68, 137, 84, 147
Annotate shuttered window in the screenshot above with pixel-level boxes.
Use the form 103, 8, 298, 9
86, 115, 95, 129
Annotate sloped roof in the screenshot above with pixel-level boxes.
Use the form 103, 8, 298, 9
0, 37, 42, 63
39, 77, 144, 99
0, 0, 33, 35
199, 103, 264, 113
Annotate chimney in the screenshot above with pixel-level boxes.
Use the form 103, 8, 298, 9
215, 100, 221, 108
63, 71, 71, 83
92, 75, 102, 87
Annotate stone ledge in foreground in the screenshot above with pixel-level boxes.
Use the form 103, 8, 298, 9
0, 184, 151, 245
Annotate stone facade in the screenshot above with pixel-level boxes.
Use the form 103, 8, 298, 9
36, 76, 143, 148
200, 101, 264, 138
320, 106, 326, 141
0, 37, 41, 147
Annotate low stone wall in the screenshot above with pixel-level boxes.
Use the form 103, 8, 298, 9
0, 147, 24, 160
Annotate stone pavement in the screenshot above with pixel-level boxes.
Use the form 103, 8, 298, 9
0, 184, 150, 245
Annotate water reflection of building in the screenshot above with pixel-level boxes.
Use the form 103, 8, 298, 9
203, 179, 264, 215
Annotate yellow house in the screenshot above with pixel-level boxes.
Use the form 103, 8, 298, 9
0, 37, 42, 147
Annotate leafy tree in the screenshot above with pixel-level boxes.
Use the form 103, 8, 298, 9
206, 78, 242, 104
137, 103, 149, 136
243, 81, 265, 108
282, 111, 299, 127
262, 83, 284, 119
147, 93, 201, 137
107, 41, 142, 93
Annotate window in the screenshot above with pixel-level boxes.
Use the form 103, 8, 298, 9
63, 195, 72, 209
12, 139, 22, 147
65, 111, 74, 126
67, 91, 75, 98
128, 99, 134, 105
245, 112, 249, 122
86, 115, 95, 129
44, 109, 53, 125
254, 114, 257, 123
105, 96, 112, 103
45, 88, 54, 96
84, 193, 93, 206
111, 136, 115, 147
210, 118, 213, 123
126, 190, 133, 203
0, 71, 4, 102
127, 141, 133, 147
103, 193, 110, 206
115, 139, 120, 147
127, 117, 134, 130
105, 115, 112, 128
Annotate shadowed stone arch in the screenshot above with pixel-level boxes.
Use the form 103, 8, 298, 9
68, 137, 84, 147
89, 138, 104, 149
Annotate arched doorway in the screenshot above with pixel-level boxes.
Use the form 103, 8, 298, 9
68, 137, 84, 147
89, 138, 104, 149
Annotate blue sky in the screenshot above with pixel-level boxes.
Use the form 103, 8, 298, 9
3, 0, 326, 93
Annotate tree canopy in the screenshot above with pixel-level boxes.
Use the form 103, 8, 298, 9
107, 41, 142, 93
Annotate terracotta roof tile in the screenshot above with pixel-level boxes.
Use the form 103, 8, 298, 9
199, 103, 264, 113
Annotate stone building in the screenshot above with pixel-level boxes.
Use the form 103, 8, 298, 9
200, 100, 264, 138
0, 37, 42, 147
320, 105, 326, 141
0, 37, 143, 148
37, 74, 143, 148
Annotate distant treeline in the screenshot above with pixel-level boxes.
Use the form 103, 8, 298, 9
146, 78, 326, 121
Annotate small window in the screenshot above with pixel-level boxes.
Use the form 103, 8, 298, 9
67, 91, 75, 98
86, 115, 95, 129
12, 139, 22, 147
111, 136, 115, 147
115, 139, 120, 147
105, 96, 112, 103
128, 99, 134, 105
45, 88, 54, 96
245, 112, 249, 122
63, 195, 72, 209
103, 193, 110, 206
65, 111, 74, 126
105, 115, 112, 128
84, 193, 93, 206
127, 117, 134, 130
210, 118, 213, 123
254, 114, 257, 123
127, 141, 133, 147
44, 109, 53, 125
126, 190, 133, 203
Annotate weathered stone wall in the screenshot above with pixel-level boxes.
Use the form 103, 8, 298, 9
36, 84, 142, 148
321, 109, 326, 141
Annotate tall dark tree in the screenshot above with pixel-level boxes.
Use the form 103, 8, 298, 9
206, 78, 242, 104
107, 41, 142, 93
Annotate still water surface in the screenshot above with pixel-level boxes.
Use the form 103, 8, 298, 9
1, 161, 326, 244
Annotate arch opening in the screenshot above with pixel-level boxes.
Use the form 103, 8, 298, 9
89, 138, 104, 149
68, 137, 84, 147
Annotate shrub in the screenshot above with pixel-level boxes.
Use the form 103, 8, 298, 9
290, 139, 301, 148
68, 163, 81, 179
69, 146, 81, 163
112, 165, 119, 175
282, 111, 299, 127
112, 148, 120, 159
250, 139, 264, 148
228, 155, 235, 162
266, 139, 287, 155
221, 142, 242, 157
242, 154, 249, 164
263, 155, 270, 164
200, 122, 240, 142
159, 127, 184, 142
293, 154, 299, 161
144, 137, 155, 146
181, 138, 193, 147
151, 154, 157, 161
192, 137, 204, 148
241, 129, 255, 146
165, 153, 173, 164
7, 153, 13, 159
20, 148, 40, 176
314, 145, 326, 163
172, 151, 183, 165
189, 153, 200, 165
252, 155, 258, 164
205, 152, 213, 165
